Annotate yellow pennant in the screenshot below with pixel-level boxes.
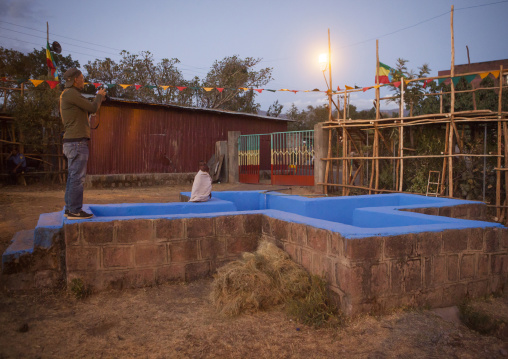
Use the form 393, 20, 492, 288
279, 89, 290, 91
404, 79, 411, 85
490, 71, 500, 78
479, 72, 490, 79
160, 85, 170, 90
30, 79, 44, 87
373, 85, 381, 89
119, 84, 131, 89
345, 85, 354, 90
203, 87, 213, 92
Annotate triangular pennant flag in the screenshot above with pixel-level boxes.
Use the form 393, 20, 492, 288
119, 84, 131, 89
451, 76, 462, 86
145, 85, 157, 89
17, 78, 28, 84
404, 79, 411, 85
362, 87, 371, 92
438, 78, 447, 85
373, 85, 381, 89
93, 83, 101, 88
160, 85, 170, 90
254, 89, 263, 93
345, 85, 354, 90
290, 90, 298, 94
189, 86, 200, 90
106, 84, 115, 89
30, 79, 44, 87
46, 80, 59, 89
177, 86, 187, 91
216, 87, 224, 92
479, 72, 490, 79
280, 89, 289, 91
265, 89, 276, 92
203, 87, 213, 92
337, 86, 341, 91
464, 75, 477, 84
239, 87, 249, 91
392, 81, 401, 87
135, 84, 142, 90
423, 79, 433, 88
490, 71, 500, 78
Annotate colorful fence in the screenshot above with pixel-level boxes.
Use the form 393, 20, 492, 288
238, 134, 260, 184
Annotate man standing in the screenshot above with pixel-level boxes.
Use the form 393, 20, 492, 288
189, 161, 212, 202
5, 148, 26, 184
60, 68, 106, 219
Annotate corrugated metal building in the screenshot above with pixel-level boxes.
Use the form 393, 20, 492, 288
88, 99, 288, 175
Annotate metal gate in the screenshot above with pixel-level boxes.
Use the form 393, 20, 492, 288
239, 130, 314, 186
271, 130, 314, 186
238, 134, 260, 184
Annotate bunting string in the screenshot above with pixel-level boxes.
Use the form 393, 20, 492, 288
1, 70, 502, 95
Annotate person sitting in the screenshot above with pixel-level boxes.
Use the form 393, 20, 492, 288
189, 161, 212, 202
6, 148, 26, 185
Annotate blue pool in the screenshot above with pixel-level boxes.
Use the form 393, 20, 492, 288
78, 191, 504, 239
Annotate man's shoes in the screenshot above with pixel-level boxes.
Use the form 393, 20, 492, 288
67, 210, 93, 220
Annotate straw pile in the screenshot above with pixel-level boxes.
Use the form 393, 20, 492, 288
210, 240, 311, 316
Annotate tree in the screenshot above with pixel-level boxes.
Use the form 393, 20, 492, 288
0, 46, 79, 80
387, 58, 431, 117
286, 104, 334, 131
198, 55, 273, 113
266, 100, 283, 117
84, 51, 190, 105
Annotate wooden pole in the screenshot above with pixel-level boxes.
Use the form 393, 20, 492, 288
448, 5, 455, 197
374, 39, 380, 192
323, 29, 333, 193
497, 65, 503, 220
342, 89, 348, 195
399, 80, 404, 191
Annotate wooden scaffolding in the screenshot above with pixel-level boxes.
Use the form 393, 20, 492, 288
319, 6, 508, 224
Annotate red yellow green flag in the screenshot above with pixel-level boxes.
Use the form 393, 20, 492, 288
375, 62, 394, 84
46, 42, 59, 80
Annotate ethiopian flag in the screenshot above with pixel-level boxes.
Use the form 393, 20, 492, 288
46, 42, 59, 80
375, 62, 395, 84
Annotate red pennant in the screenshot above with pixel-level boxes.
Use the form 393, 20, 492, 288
177, 86, 187, 91
291, 90, 298, 94
93, 83, 101, 88
362, 87, 370, 92
337, 86, 341, 91
423, 79, 433, 88
46, 80, 59, 89
392, 81, 401, 87
135, 84, 142, 90
216, 88, 224, 92
254, 89, 263, 93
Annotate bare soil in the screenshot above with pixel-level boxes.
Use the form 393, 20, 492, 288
0, 182, 507, 358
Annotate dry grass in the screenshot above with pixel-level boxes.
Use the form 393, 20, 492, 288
210, 240, 311, 316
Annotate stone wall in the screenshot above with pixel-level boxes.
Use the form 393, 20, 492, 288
85, 173, 195, 189
261, 216, 508, 316
64, 214, 262, 290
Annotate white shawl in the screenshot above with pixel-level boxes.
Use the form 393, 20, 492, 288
189, 170, 212, 202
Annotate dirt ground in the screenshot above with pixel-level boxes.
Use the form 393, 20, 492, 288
0, 182, 507, 358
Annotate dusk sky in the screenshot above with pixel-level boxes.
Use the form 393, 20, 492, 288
1, 0, 507, 113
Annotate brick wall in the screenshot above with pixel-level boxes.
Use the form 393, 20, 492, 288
64, 214, 262, 290
261, 216, 508, 316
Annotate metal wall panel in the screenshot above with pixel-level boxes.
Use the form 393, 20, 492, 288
88, 102, 287, 174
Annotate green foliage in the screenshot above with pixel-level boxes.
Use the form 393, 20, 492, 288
70, 278, 91, 300
0, 46, 80, 80
266, 100, 283, 117
285, 275, 344, 328
287, 104, 335, 131
199, 55, 272, 113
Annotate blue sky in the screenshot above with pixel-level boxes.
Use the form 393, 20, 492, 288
1, 0, 507, 112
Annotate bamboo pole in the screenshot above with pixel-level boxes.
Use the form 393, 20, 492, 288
448, 5, 455, 197
399, 80, 404, 191
497, 65, 504, 220
323, 29, 333, 194
374, 39, 380, 193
